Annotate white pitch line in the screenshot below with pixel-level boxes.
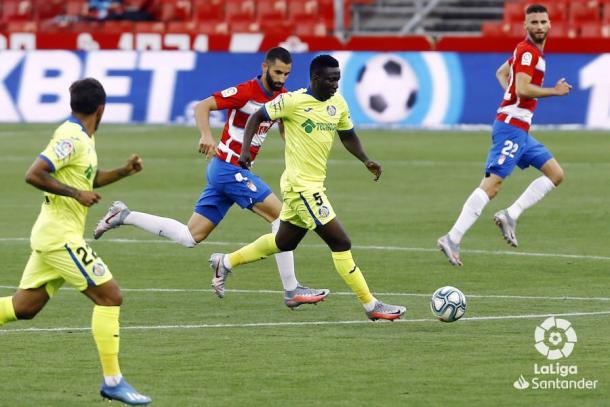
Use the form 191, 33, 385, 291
1, 310, 609, 334
0, 285, 608, 302
1, 237, 610, 262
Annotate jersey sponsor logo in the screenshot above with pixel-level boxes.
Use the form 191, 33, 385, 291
521, 52, 533, 66
92, 263, 106, 276
327, 105, 336, 116
221, 87, 238, 98
301, 118, 316, 133
54, 139, 75, 160
304, 107, 313, 112
85, 164, 94, 180
300, 118, 337, 133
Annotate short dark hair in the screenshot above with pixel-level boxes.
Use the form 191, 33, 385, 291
526, 4, 548, 15
69, 78, 106, 115
309, 54, 339, 78
265, 47, 292, 65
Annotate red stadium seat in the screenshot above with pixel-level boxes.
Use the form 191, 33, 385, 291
481, 21, 506, 37
504, 2, 525, 23
258, 18, 291, 35
159, 0, 191, 22
193, 0, 224, 22
2, 0, 34, 21
6, 20, 37, 32
102, 20, 134, 33
288, 0, 319, 19
546, 2, 569, 23
166, 20, 198, 33
65, 0, 88, 18
579, 21, 602, 36
226, 0, 255, 22
35, 0, 66, 21
70, 20, 104, 33
570, 1, 600, 24
602, 1, 610, 22
257, 0, 287, 21
229, 19, 260, 33
134, 21, 165, 33
295, 19, 327, 36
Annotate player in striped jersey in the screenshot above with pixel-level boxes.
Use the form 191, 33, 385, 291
93, 47, 329, 307
437, 4, 572, 266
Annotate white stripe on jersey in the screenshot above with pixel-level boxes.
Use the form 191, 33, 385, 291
497, 104, 534, 124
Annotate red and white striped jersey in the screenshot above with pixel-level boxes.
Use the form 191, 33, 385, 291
212, 76, 286, 166
496, 39, 545, 132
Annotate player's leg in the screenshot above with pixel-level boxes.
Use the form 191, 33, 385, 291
314, 217, 405, 320
55, 242, 150, 405
94, 200, 199, 247
438, 121, 524, 265
495, 139, 561, 247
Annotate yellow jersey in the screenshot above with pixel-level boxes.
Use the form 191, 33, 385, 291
262, 88, 353, 192
30, 117, 98, 251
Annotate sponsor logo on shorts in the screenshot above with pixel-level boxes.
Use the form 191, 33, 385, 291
92, 263, 106, 276
318, 205, 330, 218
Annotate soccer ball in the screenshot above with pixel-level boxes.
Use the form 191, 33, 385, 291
430, 286, 467, 322
355, 54, 418, 123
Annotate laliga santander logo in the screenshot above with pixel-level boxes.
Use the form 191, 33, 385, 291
534, 317, 577, 360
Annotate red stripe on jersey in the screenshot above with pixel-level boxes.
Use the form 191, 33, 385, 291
212, 77, 285, 166
496, 39, 545, 131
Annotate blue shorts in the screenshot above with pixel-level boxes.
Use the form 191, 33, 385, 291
485, 120, 553, 179
194, 157, 273, 225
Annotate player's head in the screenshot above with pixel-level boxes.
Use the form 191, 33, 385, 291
262, 47, 292, 91
69, 78, 106, 131
524, 4, 550, 45
309, 54, 340, 101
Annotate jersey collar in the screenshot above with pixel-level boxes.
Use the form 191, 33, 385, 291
305, 87, 323, 101
256, 75, 274, 98
525, 37, 545, 55
67, 115, 88, 134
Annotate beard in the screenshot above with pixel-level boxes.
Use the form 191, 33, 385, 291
529, 30, 548, 44
265, 70, 283, 91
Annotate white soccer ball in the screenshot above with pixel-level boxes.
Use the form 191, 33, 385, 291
430, 286, 467, 322
355, 54, 418, 123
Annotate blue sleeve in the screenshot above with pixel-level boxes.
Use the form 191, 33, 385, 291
39, 154, 56, 172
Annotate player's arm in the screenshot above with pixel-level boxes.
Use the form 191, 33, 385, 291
194, 96, 218, 159
238, 109, 267, 169
93, 154, 143, 188
515, 73, 572, 98
25, 157, 101, 207
495, 61, 511, 90
337, 129, 382, 181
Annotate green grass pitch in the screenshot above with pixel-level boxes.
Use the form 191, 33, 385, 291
0, 124, 609, 406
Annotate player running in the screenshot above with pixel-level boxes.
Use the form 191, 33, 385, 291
209, 55, 406, 321
0, 78, 151, 405
93, 47, 329, 308
437, 4, 571, 266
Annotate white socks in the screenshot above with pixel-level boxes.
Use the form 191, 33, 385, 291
507, 176, 555, 220
448, 188, 490, 244
123, 212, 197, 248
271, 219, 298, 291
104, 374, 123, 387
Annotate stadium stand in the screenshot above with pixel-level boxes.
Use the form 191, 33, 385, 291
1, 0, 609, 40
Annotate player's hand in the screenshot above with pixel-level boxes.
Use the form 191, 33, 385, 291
198, 133, 216, 159
554, 78, 572, 96
75, 190, 101, 207
123, 154, 143, 176
364, 160, 382, 181
238, 151, 252, 169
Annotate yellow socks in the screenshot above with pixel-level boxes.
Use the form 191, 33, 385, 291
0, 296, 17, 327
227, 233, 279, 268
331, 250, 375, 305
92, 305, 121, 377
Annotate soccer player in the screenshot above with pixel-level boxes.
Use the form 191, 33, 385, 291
209, 54, 406, 321
93, 47, 329, 308
437, 4, 572, 266
0, 78, 151, 405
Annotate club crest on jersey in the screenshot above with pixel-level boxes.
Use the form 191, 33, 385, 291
318, 205, 330, 218
221, 87, 238, 98
92, 263, 106, 277
327, 105, 337, 116
54, 139, 74, 160
247, 180, 258, 192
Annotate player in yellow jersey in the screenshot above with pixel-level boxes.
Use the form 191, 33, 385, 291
0, 78, 151, 405
209, 55, 406, 321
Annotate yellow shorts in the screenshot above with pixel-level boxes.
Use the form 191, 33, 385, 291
280, 189, 337, 230
19, 241, 112, 296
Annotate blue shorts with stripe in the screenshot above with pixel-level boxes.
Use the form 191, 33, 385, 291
485, 120, 553, 178
194, 157, 273, 225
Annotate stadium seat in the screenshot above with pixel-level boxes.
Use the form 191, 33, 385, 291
102, 20, 134, 33
70, 20, 104, 33
569, 1, 600, 24
65, 0, 88, 19
6, 20, 37, 32
602, 1, 610, 22
134, 21, 165, 33
481, 21, 506, 37
34, 0, 65, 21
158, 0, 191, 22
256, 0, 287, 21
504, 2, 525, 23
193, 0, 224, 22
546, 2, 569, 23
295, 19, 327, 36
225, 0, 255, 22
579, 21, 602, 36
2, 0, 34, 21
288, 0, 319, 20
